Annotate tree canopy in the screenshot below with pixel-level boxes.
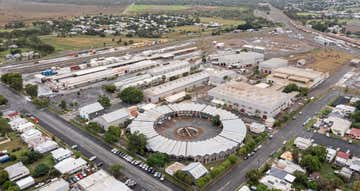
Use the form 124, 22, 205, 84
32, 163, 50, 178
127, 131, 147, 155
25, 84, 38, 98
1, 73, 23, 91
97, 95, 111, 108
104, 126, 121, 143
118, 87, 143, 104
147, 153, 169, 168
0, 95, 8, 105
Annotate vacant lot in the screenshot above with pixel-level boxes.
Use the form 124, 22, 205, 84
289, 48, 353, 73
0, 0, 128, 26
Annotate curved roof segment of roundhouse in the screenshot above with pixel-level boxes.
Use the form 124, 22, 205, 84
128, 103, 247, 158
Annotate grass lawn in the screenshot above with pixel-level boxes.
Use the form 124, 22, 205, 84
125, 4, 191, 14
200, 17, 245, 26
304, 118, 317, 129
0, 132, 28, 168
296, 12, 321, 17
319, 163, 343, 183
40, 35, 156, 52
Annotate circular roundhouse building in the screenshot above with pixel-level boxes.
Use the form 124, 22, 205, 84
128, 103, 247, 163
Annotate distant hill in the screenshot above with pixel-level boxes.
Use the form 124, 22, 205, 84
25, 0, 133, 5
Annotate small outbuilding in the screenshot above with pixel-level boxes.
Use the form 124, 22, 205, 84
79, 102, 104, 120
16, 176, 35, 190
94, 108, 129, 130
182, 162, 208, 180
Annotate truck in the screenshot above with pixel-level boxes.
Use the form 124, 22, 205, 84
41, 69, 57, 76
0, 155, 10, 163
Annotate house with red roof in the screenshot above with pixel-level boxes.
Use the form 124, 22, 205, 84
335, 151, 351, 166
349, 128, 360, 140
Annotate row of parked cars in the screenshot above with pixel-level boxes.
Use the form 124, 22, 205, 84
110, 148, 165, 181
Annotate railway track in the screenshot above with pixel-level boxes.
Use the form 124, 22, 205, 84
0, 39, 196, 74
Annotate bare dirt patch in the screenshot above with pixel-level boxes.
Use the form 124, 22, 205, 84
288, 48, 354, 74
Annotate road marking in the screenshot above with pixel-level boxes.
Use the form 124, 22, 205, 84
219, 180, 231, 191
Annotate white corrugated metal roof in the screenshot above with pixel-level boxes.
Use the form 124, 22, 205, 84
128, 103, 246, 158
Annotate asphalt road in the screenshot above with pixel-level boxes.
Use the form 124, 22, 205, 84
0, 83, 178, 191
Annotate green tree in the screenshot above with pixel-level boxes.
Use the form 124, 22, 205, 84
86, 122, 104, 133
174, 171, 193, 185
300, 154, 321, 172
283, 83, 299, 93
3, 181, 14, 189
304, 146, 327, 162
0, 95, 8, 105
104, 126, 121, 143
97, 95, 111, 108
0, 117, 11, 135
59, 100, 67, 110
354, 100, 360, 110
32, 97, 50, 108
32, 163, 50, 178
118, 87, 143, 104
246, 169, 261, 185
293, 171, 308, 189
109, 164, 122, 178
212, 115, 221, 126
6, 185, 20, 191
0, 170, 9, 184
1, 73, 23, 91
21, 151, 43, 165
147, 153, 169, 168
25, 84, 38, 98
127, 131, 147, 155
103, 84, 117, 93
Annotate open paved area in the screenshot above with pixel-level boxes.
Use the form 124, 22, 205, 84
156, 117, 222, 141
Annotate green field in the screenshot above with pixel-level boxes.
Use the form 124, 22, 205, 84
296, 12, 321, 17
200, 17, 245, 26
40, 35, 157, 52
125, 4, 191, 14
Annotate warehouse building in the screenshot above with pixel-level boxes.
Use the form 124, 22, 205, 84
208, 81, 294, 119
38, 178, 69, 191
93, 108, 130, 130
208, 51, 264, 68
259, 58, 288, 74
267, 66, 327, 89
77, 169, 131, 191
144, 72, 209, 103
148, 60, 191, 76
79, 102, 104, 120
5, 162, 30, 181
206, 68, 237, 86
